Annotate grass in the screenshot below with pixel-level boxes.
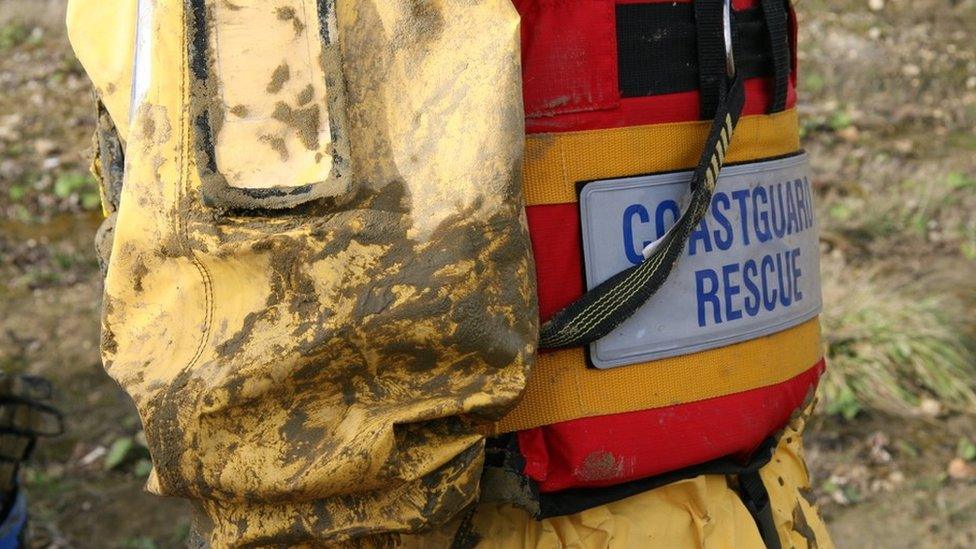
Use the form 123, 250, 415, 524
820, 263, 976, 419
811, 115, 976, 418
825, 172, 976, 247
817, 168, 976, 419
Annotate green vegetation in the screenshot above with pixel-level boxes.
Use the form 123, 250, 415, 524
0, 22, 30, 50
816, 163, 976, 420
54, 172, 102, 211
821, 271, 976, 418
826, 172, 976, 243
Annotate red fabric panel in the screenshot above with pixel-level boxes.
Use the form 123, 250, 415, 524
515, 0, 796, 134
515, 0, 619, 118
525, 204, 585, 322
526, 77, 788, 134
517, 359, 825, 492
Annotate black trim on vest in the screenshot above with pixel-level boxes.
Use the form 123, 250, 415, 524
480, 434, 541, 516
616, 4, 700, 98
616, 3, 792, 116
760, 0, 791, 113
532, 436, 779, 519
480, 433, 785, 539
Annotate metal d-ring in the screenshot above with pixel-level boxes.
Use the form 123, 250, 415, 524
723, 0, 736, 77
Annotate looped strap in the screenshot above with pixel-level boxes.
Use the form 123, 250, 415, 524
539, 70, 747, 349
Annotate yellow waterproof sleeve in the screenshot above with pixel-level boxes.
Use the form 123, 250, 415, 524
67, 0, 537, 546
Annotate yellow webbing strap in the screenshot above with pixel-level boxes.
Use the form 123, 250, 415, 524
485, 109, 815, 435
523, 109, 801, 207
488, 319, 822, 435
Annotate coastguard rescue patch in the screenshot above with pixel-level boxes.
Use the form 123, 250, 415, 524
579, 153, 822, 368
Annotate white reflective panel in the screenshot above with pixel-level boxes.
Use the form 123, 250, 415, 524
130, 0, 155, 122
579, 153, 823, 368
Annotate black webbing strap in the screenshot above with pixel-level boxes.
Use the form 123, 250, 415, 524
694, 0, 728, 119
0, 396, 64, 465
760, 0, 790, 113
483, 436, 788, 546
538, 64, 746, 349
532, 436, 779, 519
739, 470, 784, 549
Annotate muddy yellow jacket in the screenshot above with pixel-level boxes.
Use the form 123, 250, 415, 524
70, 0, 537, 544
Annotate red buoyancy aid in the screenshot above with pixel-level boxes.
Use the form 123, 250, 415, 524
488, 0, 824, 501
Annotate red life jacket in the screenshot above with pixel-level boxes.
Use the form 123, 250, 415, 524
487, 0, 824, 503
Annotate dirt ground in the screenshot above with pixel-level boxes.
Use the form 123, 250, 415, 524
1, 0, 975, 547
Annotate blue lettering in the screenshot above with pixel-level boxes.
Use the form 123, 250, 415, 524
655, 199, 680, 239
761, 255, 777, 311
753, 186, 771, 243
771, 183, 787, 238
791, 247, 803, 302
794, 179, 808, 232
776, 252, 793, 307
622, 204, 650, 265
743, 259, 761, 316
786, 181, 798, 235
722, 263, 743, 321
711, 192, 734, 251
689, 219, 713, 256
696, 269, 722, 327
803, 176, 816, 228
731, 189, 751, 246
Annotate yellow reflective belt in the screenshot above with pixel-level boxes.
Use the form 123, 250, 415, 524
489, 318, 822, 435
523, 109, 801, 207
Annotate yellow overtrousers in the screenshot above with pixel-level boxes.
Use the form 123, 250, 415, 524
464, 414, 831, 549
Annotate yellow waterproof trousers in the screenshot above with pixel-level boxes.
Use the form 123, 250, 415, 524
67, 0, 832, 546
465, 415, 832, 549
384, 409, 832, 548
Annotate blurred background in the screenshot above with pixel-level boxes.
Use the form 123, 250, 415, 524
0, 0, 974, 546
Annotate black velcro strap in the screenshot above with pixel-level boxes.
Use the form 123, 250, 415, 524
479, 434, 541, 516
738, 470, 784, 549
616, 4, 789, 113
761, 0, 791, 113
616, 4, 699, 97
694, 0, 727, 119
